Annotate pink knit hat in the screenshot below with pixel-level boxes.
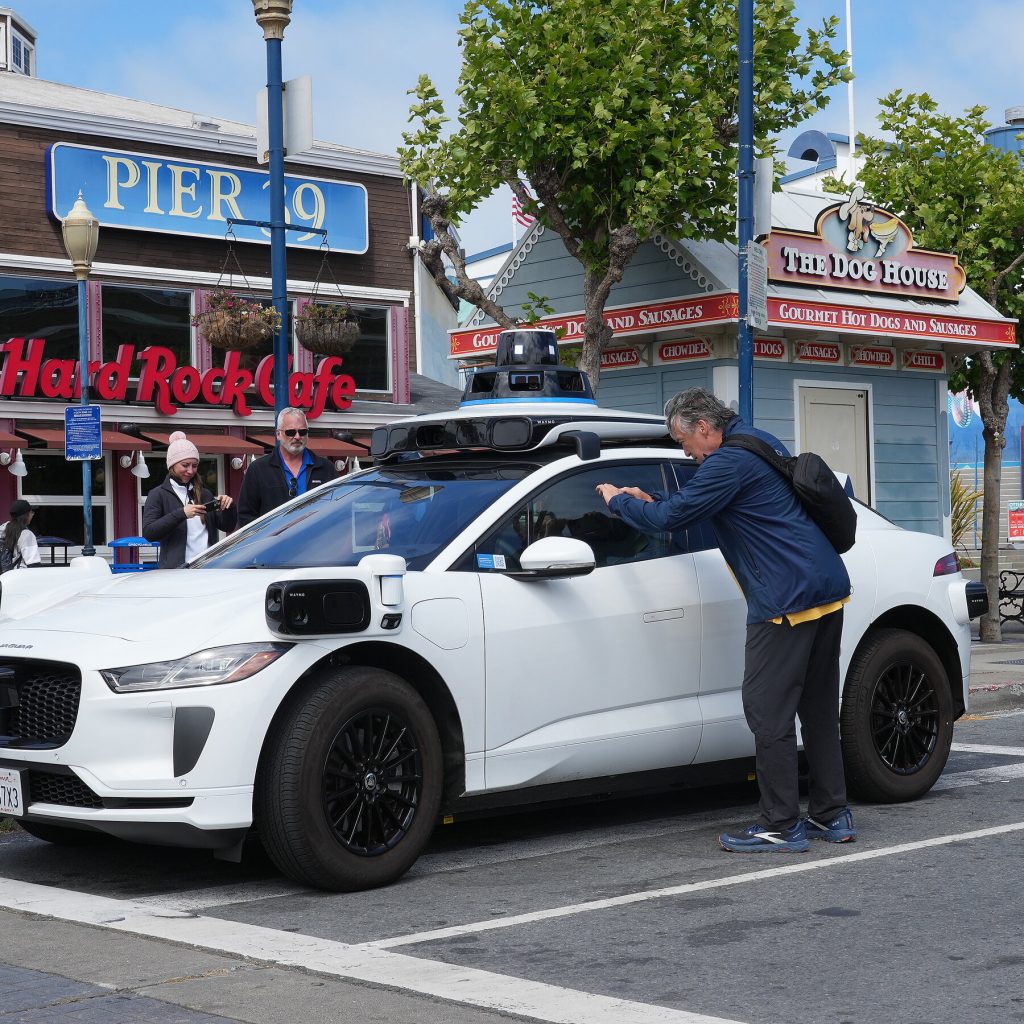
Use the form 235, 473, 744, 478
166, 430, 200, 468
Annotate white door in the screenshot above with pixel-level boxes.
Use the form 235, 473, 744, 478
473, 460, 704, 791
799, 386, 871, 502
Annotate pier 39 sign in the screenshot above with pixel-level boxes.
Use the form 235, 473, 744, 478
46, 143, 368, 254
764, 186, 966, 303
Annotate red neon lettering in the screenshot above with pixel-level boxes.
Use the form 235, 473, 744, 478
134, 346, 179, 415
94, 344, 134, 401
330, 372, 356, 410
218, 351, 254, 416
171, 365, 202, 404
0, 338, 44, 395
39, 357, 76, 400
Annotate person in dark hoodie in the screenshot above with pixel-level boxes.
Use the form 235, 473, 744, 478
596, 387, 855, 854
142, 431, 236, 568
236, 407, 337, 527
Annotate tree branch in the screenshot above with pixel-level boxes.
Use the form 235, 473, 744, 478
419, 193, 516, 330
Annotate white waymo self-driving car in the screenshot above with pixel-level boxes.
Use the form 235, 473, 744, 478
0, 331, 987, 890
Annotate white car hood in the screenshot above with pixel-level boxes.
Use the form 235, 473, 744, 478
0, 569, 283, 656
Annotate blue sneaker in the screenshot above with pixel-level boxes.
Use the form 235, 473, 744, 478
719, 820, 810, 853
804, 808, 857, 843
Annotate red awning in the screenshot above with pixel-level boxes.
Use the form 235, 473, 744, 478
0, 431, 27, 450
248, 433, 370, 457
141, 431, 265, 455
16, 428, 152, 451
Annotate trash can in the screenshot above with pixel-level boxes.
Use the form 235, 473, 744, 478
109, 536, 160, 573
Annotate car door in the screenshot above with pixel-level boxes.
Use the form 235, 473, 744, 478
667, 460, 755, 763
467, 458, 704, 791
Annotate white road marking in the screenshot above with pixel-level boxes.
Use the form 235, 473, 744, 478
0, 877, 743, 1024
364, 820, 1024, 949
4, 821, 1024, 1023
932, 762, 1024, 790
950, 742, 1024, 757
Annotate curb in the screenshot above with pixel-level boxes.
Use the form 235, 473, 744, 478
966, 679, 1024, 715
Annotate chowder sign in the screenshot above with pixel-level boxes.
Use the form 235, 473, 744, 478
765, 186, 965, 302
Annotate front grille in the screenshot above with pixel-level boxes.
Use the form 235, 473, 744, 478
0, 659, 81, 748
29, 770, 103, 808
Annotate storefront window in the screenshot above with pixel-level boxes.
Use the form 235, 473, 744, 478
313, 304, 389, 392
0, 275, 79, 362
20, 452, 110, 548
102, 285, 192, 368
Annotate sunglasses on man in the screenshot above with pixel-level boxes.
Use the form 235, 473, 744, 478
281, 428, 308, 437
288, 479, 298, 498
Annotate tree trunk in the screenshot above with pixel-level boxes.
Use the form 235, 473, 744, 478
979, 421, 1004, 642
977, 352, 1011, 643
578, 267, 614, 386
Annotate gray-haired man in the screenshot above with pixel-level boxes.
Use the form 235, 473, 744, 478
596, 388, 855, 853
237, 407, 337, 527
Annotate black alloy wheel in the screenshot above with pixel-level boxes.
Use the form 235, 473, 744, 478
868, 661, 941, 776
256, 665, 443, 891
841, 627, 953, 802
322, 708, 424, 857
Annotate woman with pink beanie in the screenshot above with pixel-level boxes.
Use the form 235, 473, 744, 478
142, 431, 237, 568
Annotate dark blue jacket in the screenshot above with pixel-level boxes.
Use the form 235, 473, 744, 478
609, 417, 851, 624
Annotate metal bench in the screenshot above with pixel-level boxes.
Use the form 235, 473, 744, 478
998, 569, 1024, 624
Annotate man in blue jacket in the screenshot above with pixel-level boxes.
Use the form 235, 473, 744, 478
596, 388, 856, 853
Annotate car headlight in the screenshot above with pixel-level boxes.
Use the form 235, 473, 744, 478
101, 642, 293, 693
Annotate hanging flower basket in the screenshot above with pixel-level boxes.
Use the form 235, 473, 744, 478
193, 289, 281, 351
295, 302, 361, 356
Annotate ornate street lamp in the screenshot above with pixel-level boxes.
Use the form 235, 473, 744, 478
60, 192, 100, 557
251, 0, 294, 421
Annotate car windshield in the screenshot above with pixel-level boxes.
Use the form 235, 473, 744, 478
192, 463, 533, 571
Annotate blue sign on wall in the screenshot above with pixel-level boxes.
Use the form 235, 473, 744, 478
65, 405, 102, 462
46, 143, 369, 254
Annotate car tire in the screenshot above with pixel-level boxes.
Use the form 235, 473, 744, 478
17, 820, 108, 846
256, 666, 443, 891
841, 627, 953, 802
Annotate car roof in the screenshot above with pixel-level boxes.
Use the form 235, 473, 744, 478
371, 399, 672, 464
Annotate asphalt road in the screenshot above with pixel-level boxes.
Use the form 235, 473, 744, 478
1, 705, 1023, 1024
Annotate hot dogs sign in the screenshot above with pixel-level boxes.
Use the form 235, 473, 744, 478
764, 186, 966, 303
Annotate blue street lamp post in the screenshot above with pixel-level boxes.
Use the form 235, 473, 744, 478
252, 0, 294, 422
737, 0, 755, 424
61, 193, 100, 558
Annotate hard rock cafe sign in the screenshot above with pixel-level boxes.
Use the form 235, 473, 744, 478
764, 186, 966, 303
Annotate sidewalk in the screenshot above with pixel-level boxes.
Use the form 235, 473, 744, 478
968, 619, 1024, 714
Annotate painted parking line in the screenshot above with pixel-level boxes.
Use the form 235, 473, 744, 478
3, 821, 1024, 1024
0, 876, 744, 1024
364, 820, 1024, 949
950, 742, 1024, 757
932, 762, 1024, 790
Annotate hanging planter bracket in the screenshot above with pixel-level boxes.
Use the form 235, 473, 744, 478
226, 217, 328, 240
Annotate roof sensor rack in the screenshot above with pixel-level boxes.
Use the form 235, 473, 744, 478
460, 329, 595, 405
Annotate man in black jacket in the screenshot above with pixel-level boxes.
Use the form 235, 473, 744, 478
237, 407, 337, 527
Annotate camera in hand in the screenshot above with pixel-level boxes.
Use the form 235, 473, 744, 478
202, 498, 219, 511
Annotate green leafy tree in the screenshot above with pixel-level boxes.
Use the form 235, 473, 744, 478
849, 93, 1024, 641
400, 0, 848, 383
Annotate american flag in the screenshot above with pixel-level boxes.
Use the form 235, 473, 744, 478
512, 192, 536, 228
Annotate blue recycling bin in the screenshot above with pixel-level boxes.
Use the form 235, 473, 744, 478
109, 536, 160, 573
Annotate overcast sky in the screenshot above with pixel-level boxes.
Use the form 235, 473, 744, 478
8, 0, 1024, 255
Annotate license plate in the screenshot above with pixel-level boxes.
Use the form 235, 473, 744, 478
0, 767, 24, 817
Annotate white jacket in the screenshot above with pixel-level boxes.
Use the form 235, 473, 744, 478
0, 522, 41, 568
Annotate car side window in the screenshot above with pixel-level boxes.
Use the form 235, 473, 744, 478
467, 462, 676, 572
668, 461, 719, 554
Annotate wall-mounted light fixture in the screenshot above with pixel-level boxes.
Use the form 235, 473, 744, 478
119, 450, 150, 479
1, 449, 28, 477
230, 455, 250, 471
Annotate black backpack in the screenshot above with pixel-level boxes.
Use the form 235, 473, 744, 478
0, 543, 17, 574
722, 433, 857, 554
